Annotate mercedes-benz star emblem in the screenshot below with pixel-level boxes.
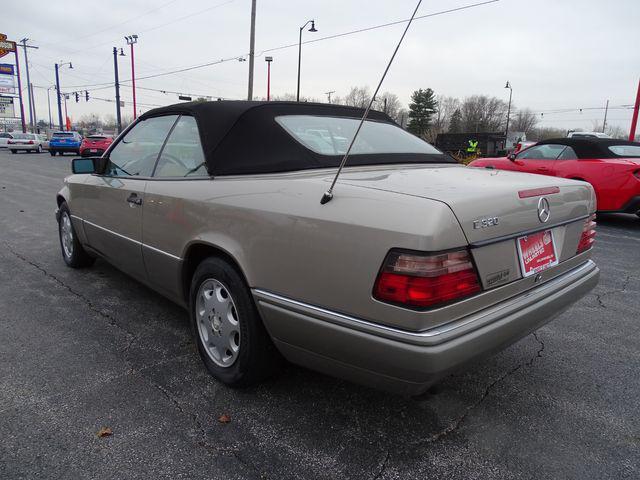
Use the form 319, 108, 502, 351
537, 197, 551, 223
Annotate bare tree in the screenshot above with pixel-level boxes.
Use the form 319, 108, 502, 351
460, 95, 507, 132
510, 108, 539, 134
605, 125, 627, 139
527, 126, 566, 141
342, 86, 372, 108
430, 96, 460, 139
374, 92, 401, 120
271, 93, 319, 103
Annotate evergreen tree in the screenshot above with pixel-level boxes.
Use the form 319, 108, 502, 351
407, 88, 437, 137
448, 108, 463, 133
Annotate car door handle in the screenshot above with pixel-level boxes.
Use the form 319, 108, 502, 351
127, 193, 143, 206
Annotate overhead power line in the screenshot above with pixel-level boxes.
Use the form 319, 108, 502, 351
61, 0, 500, 89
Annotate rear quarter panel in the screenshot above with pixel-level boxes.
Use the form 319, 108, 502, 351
142, 172, 469, 331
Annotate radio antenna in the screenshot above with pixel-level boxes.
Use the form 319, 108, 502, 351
320, 0, 423, 205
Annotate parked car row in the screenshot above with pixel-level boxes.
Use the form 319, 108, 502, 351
0, 131, 114, 156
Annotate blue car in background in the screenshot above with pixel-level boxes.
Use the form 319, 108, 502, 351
49, 131, 83, 156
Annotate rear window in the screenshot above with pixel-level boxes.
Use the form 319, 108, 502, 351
12, 133, 32, 140
87, 135, 107, 140
53, 132, 74, 138
276, 115, 442, 156
608, 145, 640, 157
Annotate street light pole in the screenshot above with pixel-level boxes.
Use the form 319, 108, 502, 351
14, 48, 27, 133
296, 19, 317, 102
265, 56, 272, 101
125, 35, 138, 119
113, 47, 124, 133
247, 0, 257, 100
504, 81, 513, 149
630, 79, 640, 141
54, 61, 72, 131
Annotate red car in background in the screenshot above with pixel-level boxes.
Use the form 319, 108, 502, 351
469, 138, 640, 215
79, 135, 113, 157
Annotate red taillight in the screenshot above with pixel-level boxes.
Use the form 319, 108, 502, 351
576, 214, 596, 254
7, 140, 14, 144
373, 249, 481, 308
28, 140, 34, 144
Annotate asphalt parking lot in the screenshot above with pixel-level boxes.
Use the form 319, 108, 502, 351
0, 150, 638, 480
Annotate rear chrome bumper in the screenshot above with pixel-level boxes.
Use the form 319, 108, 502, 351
254, 260, 599, 395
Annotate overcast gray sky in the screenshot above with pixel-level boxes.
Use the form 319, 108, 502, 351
4, 0, 640, 131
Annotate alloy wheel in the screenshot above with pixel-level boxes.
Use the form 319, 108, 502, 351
196, 278, 241, 367
60, 212, 74, 259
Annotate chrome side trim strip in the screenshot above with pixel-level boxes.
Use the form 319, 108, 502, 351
81, 218, 182, 261
142, 242, 182, 261
83, 219, 142, 246
254, 260, 596, 340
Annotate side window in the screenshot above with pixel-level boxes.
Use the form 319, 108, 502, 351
106, 115, 178, 177
557, 146, 578, 160
153, 116, 208, 177
517, 144, 565, 160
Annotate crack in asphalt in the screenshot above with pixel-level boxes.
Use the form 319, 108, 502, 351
370, 451, 391, 480
594, 274, 633, 309
145, 377, 266, 478
412, 332, 546, 448
4, 242, 137, 341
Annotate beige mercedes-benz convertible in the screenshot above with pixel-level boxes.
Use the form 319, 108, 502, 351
56, 101, 599, 395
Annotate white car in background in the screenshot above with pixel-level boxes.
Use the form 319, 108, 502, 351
7, 133, 47, 153
0, 132, 14, 148
567, 131, 611, 139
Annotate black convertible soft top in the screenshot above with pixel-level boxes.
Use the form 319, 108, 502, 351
139, 101, 452, 175
536, 137, 640, 159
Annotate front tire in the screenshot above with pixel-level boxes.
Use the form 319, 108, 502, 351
190, 257, 280, 387
58, 202, 95, 268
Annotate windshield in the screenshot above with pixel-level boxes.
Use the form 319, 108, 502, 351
608, 145, 640, 157
276, 115, 442, 156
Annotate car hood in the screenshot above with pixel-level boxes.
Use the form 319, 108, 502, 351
334, 164, 595, 243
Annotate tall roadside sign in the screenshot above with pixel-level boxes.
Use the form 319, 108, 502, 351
0, 34, 25, 132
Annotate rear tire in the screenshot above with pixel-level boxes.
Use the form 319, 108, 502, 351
37, 145, 42, 153
190, 257, 280, 387
49, 150, 56, 156
58, 202, 95, 268
10, 149, 16, 154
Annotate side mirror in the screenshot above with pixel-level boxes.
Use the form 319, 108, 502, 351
71, 156, 108, 174
508, 153, 517, 161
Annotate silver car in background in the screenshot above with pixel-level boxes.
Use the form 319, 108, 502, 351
8, 133, 47, 153
55, 101, 599, 395
0, 132, 14, 148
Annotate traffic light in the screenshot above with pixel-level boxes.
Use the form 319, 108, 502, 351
75, 92, 79, 102
85, 90, 89, 102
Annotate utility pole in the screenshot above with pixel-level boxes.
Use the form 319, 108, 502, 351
125, 35, 138, 119
30, 83, 37, 130
113, 47, 123, 133
247, 0, 256, 100
19, 39, 38, 132
46, 86, 54, 129
14, 48, 26, 133
325, 90, 335, 103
